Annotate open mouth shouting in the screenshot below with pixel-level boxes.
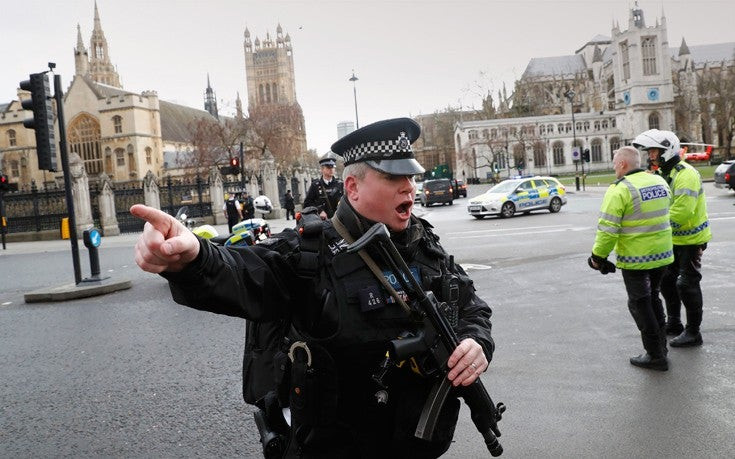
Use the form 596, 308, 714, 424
396, 199, 413, 220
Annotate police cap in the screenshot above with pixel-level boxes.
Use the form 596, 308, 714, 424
319, 151, 338, 168
331, 117, 425, 176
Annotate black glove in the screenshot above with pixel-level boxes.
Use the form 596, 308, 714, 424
588, 254, 616, 275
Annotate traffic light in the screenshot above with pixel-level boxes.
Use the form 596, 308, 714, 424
0, 174, 9, 192
582, 148, 591, 162
230, 157, 240, 175
19, 72, 57, 171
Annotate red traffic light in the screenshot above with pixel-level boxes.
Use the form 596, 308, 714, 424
0, 174, 10, 192
230, 157, 240, 167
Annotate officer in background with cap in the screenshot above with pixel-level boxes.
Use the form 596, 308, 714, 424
303, 151, 344, 219
130, 117, 494, 457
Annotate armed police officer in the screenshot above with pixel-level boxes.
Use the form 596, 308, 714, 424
589, 146, 673, 371
633, 129, 711, 347
302, 152, 343, 219
131, 118, 495, 458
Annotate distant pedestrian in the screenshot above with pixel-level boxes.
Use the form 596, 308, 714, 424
240, 191, 255, 221
223, 194, 242, 233
284, 190, 295, 220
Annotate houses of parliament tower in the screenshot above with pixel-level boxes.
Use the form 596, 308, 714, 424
244, 24, 308, 157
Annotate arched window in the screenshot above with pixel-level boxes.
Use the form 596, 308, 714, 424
648, 112, 660, 130
558, 124, 564, 133
115, 148, 125, 167
273, 83, 278, 102
601, 119, 609, 129
594, 121, 600, 131
513, 144, 525, 167
266, 83, 271, 103
7, 129, 16, 146
496, 152, 506, 169
553, 141, 565, 165
10, 160, 20, 177
583, 121, 590, 131
610, 137, 621, 160
591, 138, 603, 162
533, 141, 546, 167
68, 114, 102, 175
104, 147, 113, 175
547, 124, 554, 133
490, 129, 497, 139
145, 147, 152, 165
540, 125, 546, 135
259, 84, 264, 103
127, 144, 136, 174
112, 115, 122, 134
566, 123, 572, 133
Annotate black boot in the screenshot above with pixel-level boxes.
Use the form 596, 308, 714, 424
630, 353, 669, 371
665, 320, 684, 336
670, 329, 703, 347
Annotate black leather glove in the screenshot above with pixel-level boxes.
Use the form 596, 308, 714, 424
588, 254, 616, 275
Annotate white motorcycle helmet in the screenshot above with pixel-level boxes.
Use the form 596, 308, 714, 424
253, 195, 273, 214
632, 129, 681, 162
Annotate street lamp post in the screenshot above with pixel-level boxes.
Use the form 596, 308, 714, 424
565, 89, 583, 191
349, 71, 359, 129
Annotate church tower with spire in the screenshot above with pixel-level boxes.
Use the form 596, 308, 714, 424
87, 1, 122, 87
74, 24, 89, 76
204, 74, 219, 119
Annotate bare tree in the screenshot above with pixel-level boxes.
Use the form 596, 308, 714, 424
697, 59, 735, 159
248, 103, 307, 167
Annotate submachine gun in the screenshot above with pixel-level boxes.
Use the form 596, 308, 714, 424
347, 223, 506, 456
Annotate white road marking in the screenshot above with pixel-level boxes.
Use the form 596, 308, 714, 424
462, 264, 493, 270
1, 301, 12, 306
450, 225, 594, 239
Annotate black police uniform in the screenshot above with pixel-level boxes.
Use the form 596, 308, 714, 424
303, 177, 343, 218
162, 199, 493, 457
159, 118, 495, 458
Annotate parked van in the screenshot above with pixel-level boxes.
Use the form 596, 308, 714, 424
420, 178, 453, 206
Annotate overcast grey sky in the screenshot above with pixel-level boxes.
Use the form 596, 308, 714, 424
3, 0, 734, 154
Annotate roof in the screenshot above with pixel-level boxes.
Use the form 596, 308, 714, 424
671, 42, 735, 64
522, 54, 587, 79
159, 100, 217, 143
0, 103, 9, 113
84, 76, 135, 98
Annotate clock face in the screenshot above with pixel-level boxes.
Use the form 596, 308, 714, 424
647, 88, 660, 101
623, 91, 631, 105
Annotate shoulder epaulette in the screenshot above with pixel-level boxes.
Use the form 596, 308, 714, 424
674, 163, 685, 172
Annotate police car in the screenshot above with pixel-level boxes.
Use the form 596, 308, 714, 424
467, 176, 567, 219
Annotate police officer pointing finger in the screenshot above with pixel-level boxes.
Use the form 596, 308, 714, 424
131, 117, 495, 458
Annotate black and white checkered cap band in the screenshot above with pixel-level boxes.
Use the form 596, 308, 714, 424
343, 137, 413, 165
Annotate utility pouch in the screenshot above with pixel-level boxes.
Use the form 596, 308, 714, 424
287, 341, 338, 451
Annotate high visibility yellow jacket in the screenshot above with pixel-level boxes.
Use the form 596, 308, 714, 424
592, 169, 674, 270
667, 161, 712, 246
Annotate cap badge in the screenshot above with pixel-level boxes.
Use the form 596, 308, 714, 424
397, 131, 410, 151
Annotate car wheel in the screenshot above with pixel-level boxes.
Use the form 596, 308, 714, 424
473, 215, 485, 220
449, 200, 453, 206
549, 197, 562, 213
421, 201, 425, 207
500, 202, 515, 218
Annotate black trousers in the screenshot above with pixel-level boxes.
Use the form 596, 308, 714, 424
285, 208, 296, 220
621, 267, 666, 356
661, 244, 706, 331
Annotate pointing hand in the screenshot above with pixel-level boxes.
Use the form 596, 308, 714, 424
130, 204, 200, 273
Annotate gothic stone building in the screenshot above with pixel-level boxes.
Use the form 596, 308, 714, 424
455, 4, 735, 180
0, 3, 220, 190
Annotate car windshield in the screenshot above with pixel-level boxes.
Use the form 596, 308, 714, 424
487, 180, 521, 194
425, 181, 449, 191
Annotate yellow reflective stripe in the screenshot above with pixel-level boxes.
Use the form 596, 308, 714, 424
600, 212, 622, 224
674, 188, 699, 198
598, 223, 620, 234
622, 207, 669, 221
619, 221, 671, 233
